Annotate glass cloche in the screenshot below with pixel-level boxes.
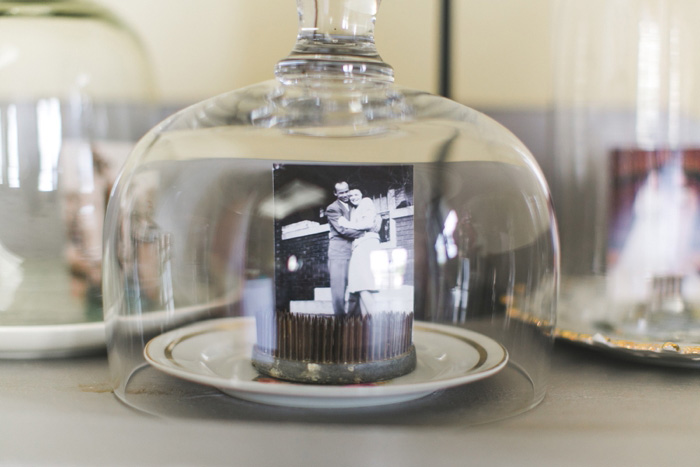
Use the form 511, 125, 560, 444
553, 0, 700, 365
0, 0, 154, 357
104, 0, 558, 424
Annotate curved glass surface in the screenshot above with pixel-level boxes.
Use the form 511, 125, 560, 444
105, 0, 558, 423
0, 1, 154, 339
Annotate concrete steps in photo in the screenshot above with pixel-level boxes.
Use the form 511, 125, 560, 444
289, 286, 414, 315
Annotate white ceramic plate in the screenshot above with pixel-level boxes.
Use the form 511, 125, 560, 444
144, 317, 508, 408
0, 322, 105, 358
0, 292, 241, 359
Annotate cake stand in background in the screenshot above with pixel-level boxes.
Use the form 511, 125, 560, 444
0, 0, 155, 357
552, 0, 700, 365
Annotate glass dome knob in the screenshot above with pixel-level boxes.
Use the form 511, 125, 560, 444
277, 0, 392, 83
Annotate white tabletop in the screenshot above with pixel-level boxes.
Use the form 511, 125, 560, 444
1, 342, 699, 466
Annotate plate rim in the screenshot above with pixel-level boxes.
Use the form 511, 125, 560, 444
144, 316, 509, 400
556, 316, 700, 364
0, 321, 105, 357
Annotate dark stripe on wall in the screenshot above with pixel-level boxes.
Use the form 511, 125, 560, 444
439, 0, 452, 98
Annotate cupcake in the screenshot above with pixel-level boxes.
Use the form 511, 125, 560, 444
252, 311, 416, 384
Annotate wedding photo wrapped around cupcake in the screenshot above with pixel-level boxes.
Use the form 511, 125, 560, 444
252, 164, 417, 384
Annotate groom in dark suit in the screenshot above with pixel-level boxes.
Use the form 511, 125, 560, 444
326, 181, 363, 316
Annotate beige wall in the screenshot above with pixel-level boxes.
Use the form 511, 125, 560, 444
453, 0, 551, 109
96, 1, 552, 109
97, 0, 442, 105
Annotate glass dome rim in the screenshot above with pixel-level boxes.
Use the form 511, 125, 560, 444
0, 0, 132, 31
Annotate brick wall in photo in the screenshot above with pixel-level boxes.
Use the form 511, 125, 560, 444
275, 230, 330, 310
394, 216, 415, 286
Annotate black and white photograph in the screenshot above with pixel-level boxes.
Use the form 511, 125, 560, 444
272, 164, 415, 317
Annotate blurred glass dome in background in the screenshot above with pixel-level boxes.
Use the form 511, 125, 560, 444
0, 0, 154, 357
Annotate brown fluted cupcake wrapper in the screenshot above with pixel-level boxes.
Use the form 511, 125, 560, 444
255, 312, 413, 365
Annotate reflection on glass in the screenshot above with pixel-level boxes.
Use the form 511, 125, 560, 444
37, 98, 61, 193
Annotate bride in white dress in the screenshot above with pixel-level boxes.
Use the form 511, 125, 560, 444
338, 189, 382, 315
